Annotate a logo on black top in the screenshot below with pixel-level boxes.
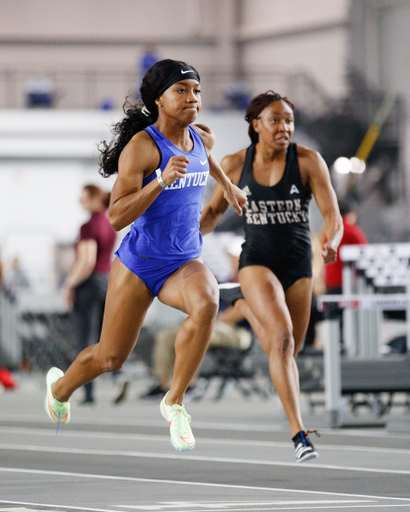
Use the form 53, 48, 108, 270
242, 185, 252, 196
244, 198, 308, 225
290, 185, 299, 195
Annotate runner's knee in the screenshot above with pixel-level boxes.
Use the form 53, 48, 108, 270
190, 292, 219, 325
102, 355, 125, 372
94, 349, 126, 373
270, 329, 295, 359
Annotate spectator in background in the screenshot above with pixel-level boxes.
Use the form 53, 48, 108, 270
9, 257, 30, 295
0, 257, 30, 301
64, 185, 117, 404
325, 198, 368, 295
0, 259, 16, 304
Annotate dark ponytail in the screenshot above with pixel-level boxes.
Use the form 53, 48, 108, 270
98, 98, 154, 178
98, 59, 199, 177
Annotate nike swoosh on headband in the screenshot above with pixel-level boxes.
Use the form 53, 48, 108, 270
181, 69, 191, 74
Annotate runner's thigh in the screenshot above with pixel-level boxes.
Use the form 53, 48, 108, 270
98, 257, 154, 360
158, 259, 218, 315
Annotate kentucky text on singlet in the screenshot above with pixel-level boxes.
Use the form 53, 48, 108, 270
121, 124, 209, 259
238, 142, 312, 261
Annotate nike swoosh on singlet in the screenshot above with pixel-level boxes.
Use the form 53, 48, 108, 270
200, 159, 207, 165
181, 69, 190, 74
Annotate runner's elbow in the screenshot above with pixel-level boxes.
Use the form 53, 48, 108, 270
108, 209, 127, 232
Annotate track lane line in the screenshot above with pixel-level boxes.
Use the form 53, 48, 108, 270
1, 466, 410, 503
0, 499, 127, 512
0, 426, 409, 456
0, 444, 410, 475
2, 499, 410, 512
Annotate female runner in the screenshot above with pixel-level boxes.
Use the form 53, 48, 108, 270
201, 90, 343, 461
44, 59, 247, 451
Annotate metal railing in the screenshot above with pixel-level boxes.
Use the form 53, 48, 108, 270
0, 66, 336, 115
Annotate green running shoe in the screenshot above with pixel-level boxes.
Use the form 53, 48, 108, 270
44, 367, 70, 425
160, 392, 195, 451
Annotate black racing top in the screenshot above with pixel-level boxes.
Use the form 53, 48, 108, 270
238, 142, 312, 263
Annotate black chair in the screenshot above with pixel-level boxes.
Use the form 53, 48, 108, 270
195, 336, 270, 401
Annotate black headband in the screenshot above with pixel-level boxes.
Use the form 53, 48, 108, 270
156, 64, 200, 99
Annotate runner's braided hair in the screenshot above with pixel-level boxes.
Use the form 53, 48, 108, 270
245, 90, 295, 145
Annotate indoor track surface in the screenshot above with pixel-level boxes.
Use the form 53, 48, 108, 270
1, 373, 410, 512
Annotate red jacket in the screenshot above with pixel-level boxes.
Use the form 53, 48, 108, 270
325, 220, 368, 289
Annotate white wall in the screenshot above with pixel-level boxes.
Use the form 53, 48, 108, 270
0, 0, 349, 104
243, 29, 348, 99
240, 0, 348, 35
0, 0, 216, 70
240, 0, 349, 98
0, 0, 216, 39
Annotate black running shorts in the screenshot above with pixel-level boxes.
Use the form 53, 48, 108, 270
239, 250, 312, 291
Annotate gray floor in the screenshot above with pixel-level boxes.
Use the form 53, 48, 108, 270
1, 372, 410, 512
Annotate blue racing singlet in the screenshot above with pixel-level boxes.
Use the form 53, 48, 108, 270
119, 124, 209, 260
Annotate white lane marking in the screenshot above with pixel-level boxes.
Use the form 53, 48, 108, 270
0, 499, 124, 512
0, 427, 409, 457
136, 506, 410, 511
0, 508, 42, 512
2, 502, 410, 512
114, 500, 374, 510
115, 506, 410, 512
0, 414, 408, 440
1, 466, 410, 503
0, 414, 282, 432
1, 444, 410, 476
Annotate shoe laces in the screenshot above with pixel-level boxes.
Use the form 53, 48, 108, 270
52, 395, 69, 412
304, 429, 320, 438
169, 405, 191, 434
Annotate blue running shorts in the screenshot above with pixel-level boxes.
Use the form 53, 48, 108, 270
115, 247, 191, 297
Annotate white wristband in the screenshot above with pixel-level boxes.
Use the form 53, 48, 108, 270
327, 239, 338, 250
155, 168, 166, 189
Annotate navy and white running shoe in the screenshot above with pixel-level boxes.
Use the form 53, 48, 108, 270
292, 430, 319, 462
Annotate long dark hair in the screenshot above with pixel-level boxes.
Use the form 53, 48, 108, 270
99, 59, 200, 177
245, 90, 295, 144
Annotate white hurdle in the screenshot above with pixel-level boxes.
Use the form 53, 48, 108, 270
318, 242, 410, 428
340, 243, 410, 355
318, 293, 410, 427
